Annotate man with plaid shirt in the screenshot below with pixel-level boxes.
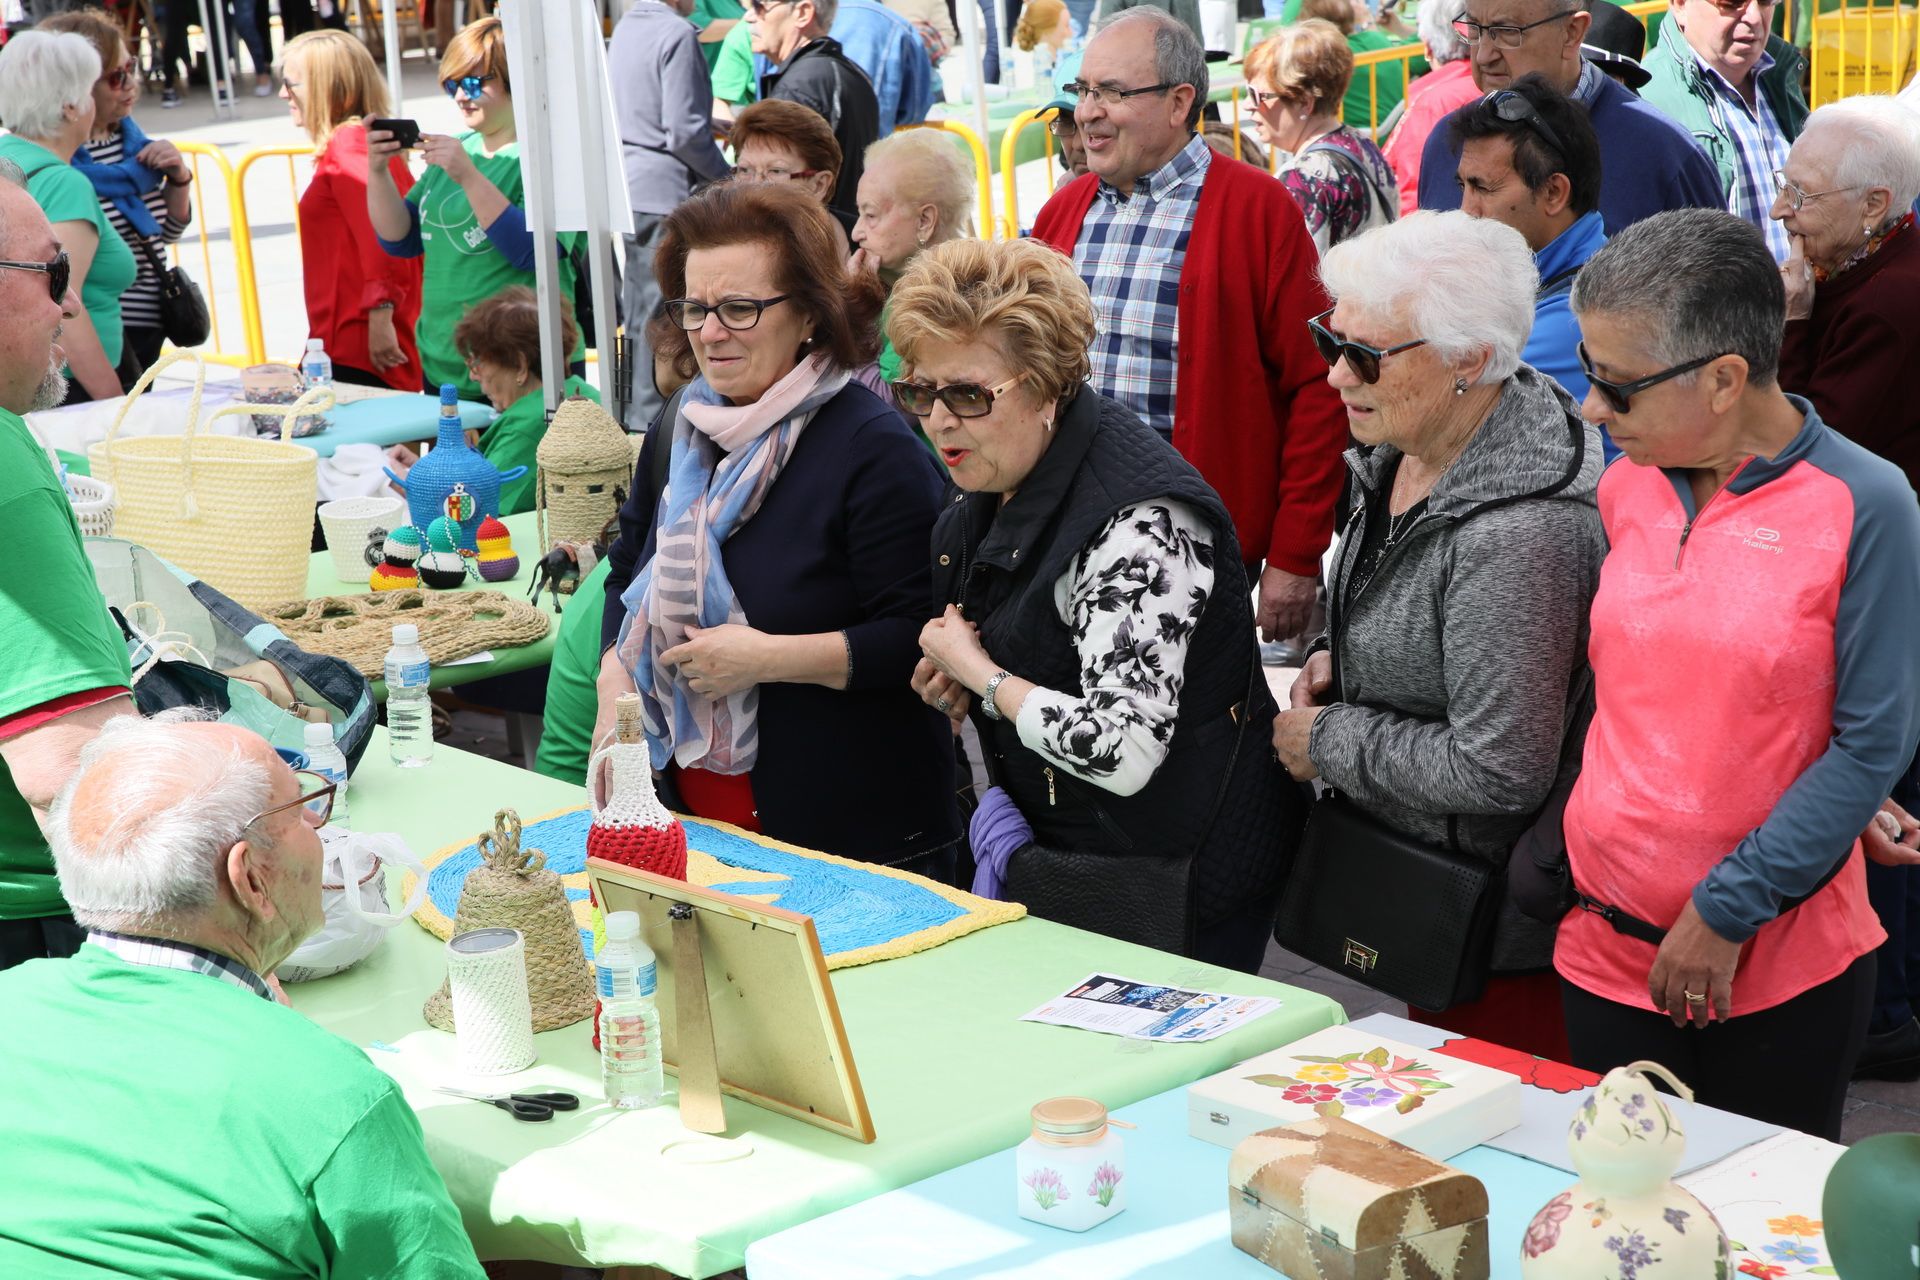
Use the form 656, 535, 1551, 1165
1032, 10, 1347, 642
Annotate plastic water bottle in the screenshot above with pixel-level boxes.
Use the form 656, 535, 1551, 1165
302, 720, 350, 829
301, 338, 333, 389
383, 623, 434, 768
596, 910, 664, 1110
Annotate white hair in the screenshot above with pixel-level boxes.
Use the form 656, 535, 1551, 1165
1798, 95, 1920, 224
1419, 0, 1470, 66
806, 0, 839, 30
47, 710, 276, 932
0, 31, 102, 140
864, 128, 978, 237
1318, 210, 1538, 383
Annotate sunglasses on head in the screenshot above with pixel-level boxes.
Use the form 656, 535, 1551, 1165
891, 376, 1023, 418
1307, 307, 1428, 384
1481, 88, 1568, 161
0, 251, 72, 304
1576, 342, 1727, 415
442, 73, 496, 99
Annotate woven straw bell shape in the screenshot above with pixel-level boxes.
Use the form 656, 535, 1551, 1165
537, 395, 633, 558
424, 810, 597, 1032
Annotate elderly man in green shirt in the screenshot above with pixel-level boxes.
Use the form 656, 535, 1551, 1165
0, 713, 487, 1279
0, 160, 137, 971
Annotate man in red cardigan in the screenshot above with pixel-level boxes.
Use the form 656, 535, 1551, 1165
1031, 9, 1348, 640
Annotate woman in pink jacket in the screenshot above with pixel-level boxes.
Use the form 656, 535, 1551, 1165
1560, 209, 1920, 1139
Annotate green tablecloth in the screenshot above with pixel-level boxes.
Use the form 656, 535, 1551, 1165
289, 732, 1344, 1275
304, 509, 558, 695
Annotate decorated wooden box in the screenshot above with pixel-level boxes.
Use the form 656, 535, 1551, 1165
1188, 1025, 1522, 1158
1229, 1117, 1491, 1280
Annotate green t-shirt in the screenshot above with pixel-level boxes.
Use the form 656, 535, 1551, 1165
712, 20, 759, 106
0, 409, 131, 921
0, 945, 487, 1279
480, 375, 602, 516
535, 554, 613, 786
0, 134, 139, 368
1344, 29, 1419, 132
407, 132, 584, 400
692, 0, 746, 73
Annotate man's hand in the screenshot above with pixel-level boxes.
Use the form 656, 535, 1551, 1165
1256, 566, 1318, 642
1646, 898, 1742, 1027
1863, 798, 1920, 867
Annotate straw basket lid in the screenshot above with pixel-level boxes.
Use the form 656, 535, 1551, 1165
537, 396, 633, 558
423, 809, 597, 1033
537, 395, 631, 474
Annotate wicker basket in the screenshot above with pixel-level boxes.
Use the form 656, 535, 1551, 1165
87, 353, 333, 608
317, 495, 407, 584
66, 473, 117, 537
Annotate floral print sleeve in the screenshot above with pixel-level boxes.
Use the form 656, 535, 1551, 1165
1013, 499, 1215, 796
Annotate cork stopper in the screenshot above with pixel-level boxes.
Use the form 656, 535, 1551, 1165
614, 692, 643, 745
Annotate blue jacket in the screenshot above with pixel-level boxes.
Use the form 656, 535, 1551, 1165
1526, 210, 1611, 458
757, 1, 933, 132
1418, 69, 1723, 236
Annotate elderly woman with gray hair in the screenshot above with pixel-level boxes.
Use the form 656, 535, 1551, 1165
850, 127, 977, 387
0, 31, 138, 404
1559, 209, 1920, 1137
1270, 210, 1604, 1059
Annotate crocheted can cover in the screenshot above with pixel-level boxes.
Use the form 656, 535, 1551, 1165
408, 806, 1026, 970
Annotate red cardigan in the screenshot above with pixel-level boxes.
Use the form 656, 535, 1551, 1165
299, 123, 424, 391
1032, 156, 1348, 577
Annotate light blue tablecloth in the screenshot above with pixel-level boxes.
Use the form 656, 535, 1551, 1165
281, 391, 494, 458
744, 1080, 1567, 1279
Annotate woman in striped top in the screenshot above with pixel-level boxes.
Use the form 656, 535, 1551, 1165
42, 8, 193, 386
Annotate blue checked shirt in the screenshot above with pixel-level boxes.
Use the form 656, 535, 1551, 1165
1074, 134, 1212, 439
1689, 45, 1794, 262
89, 929, 282, 1003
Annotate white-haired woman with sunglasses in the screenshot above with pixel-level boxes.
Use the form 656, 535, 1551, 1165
1271, 211, 1604, 1055
0, 31, 137, 405
366, 16, 583, 399
902, 237, 1303, 973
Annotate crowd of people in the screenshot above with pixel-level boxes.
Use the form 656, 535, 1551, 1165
1, 0, 1919, 1269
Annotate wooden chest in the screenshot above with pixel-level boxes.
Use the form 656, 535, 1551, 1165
1228, 1116, 1491, 1280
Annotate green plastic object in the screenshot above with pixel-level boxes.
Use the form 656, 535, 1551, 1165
1821, 1132, 1920, 1280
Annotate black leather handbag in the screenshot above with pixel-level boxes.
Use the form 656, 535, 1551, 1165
1273, 791, 1504, 1011
132, 234, 211, 349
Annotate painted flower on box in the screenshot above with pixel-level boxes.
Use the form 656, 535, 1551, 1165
1761, 1240, 1820, 1266
1280, 1082, 1343, 1106
1339, 1084, 1401, 1108
1295, 1062, 1350, 1084
1523, 1191, 1573, 1258
1737, 1261, 1789, 1279
1024, 1167, 1069, 1210
1766, 1216, 1821, 1238
1342, 1053, 1447, 1096
1088, 1162, 1123, 1207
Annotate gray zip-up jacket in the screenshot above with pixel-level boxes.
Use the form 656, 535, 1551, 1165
1307, 366, 1606, 970
610, 0, 731, 217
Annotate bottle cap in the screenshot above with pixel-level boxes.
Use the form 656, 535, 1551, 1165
604, 910, 640, 941
440, 383, 459, 405
305, 338, 324, 353
303, 720, 335, 747
1031, 1096, 1110, 1145
392, 623, 419, 645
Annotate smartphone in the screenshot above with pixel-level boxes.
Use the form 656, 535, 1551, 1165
366, 117, 422, 149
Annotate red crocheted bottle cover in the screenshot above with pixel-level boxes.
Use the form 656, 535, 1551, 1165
587, 822, 689, 882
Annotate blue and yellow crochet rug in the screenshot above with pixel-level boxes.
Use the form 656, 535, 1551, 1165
408, 806, 1024, 969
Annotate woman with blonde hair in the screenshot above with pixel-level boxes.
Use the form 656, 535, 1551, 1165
851, 128, 976, 383
1014, 0, 1075, 63
281, 29, 424, 391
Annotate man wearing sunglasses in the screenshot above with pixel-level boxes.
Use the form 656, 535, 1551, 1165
0, 713, 487, 1278
1639, 0, 1807, 262
1413, 0, 1721, 236
1031, 10, 1347, 643
0, 165, 136, 974
749, 0, 880, 227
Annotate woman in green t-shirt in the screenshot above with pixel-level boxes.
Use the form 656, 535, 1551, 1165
0, 31, 138, 404
364, 16, 580, 401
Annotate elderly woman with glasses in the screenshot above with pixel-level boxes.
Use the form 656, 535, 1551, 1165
1560, 209, 1920, 1137
1270, 211, 1604, 1055
903, 237, 1300, 972
595, 181, 959, 874
728, 99, 850, 244
367, 16, 584, 399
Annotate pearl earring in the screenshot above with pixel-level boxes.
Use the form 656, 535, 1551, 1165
1453, 377, 1467, 396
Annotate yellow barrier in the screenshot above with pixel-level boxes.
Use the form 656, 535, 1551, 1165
901, 119, 997, 241
998, 108, 1062, 238
1810, 3, 1919, 106
231, 145, 317, 366
1350, 41, 1425, 135
170, 142, 254, 367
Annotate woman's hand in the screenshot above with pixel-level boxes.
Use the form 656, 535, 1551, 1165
1646, 899, 1742, 1027
659, 623, 770, 697
911, 656, 973, 723
367, 308, 406, 370
419, 132, 476, 184
1863, 798, 1920, 866
366, 126, 406, 181
385, 443, 418, 476
593, 645, 640, 754
1271, 706, 1323, 780
847, 246, 881, 281
136, 139, 190, 183
918, 605, 993, 690
1781, 233, 1815, 322
1290, 650, 1333, 709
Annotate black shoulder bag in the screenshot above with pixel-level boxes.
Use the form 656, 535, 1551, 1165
131, 233, 211, 349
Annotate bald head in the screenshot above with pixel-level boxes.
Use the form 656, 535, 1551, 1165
0, 176, 72, 415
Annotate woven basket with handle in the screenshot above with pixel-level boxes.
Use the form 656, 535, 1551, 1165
87, 352, 333, 608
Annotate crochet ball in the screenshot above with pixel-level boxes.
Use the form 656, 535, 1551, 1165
382, 526, 423, 563
426, 516, 461, 554
370, 560, 419, 591
419, 550, 467, 590
475, 515, 517, 581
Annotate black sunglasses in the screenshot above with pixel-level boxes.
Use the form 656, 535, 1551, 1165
0, 251, 72, 303
1482, 88, 1568, 161
1577, 342, 1727, 414
442, 73, 497, 99
1307, 307, 1428, 384
891, 376, 1022, 418
666, 295, 790, 331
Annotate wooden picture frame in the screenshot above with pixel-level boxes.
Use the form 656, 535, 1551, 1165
586, 858, 876, 1144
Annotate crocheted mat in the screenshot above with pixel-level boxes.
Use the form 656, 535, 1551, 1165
407, 806, 1025, 969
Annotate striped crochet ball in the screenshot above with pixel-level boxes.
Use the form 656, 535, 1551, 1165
475, 515, 518, 582
370, 561, 419, 591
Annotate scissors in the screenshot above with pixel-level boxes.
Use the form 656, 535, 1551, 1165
435, 1086, 582, 1122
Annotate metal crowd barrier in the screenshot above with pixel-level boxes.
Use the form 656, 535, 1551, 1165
900, 119, 997, 240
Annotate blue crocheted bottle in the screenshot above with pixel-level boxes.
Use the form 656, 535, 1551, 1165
385, 386, 527, 551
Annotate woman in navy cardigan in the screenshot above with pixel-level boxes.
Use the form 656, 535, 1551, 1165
598, 183, 958, 873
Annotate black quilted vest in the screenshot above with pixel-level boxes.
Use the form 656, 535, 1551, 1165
930, 388, 1293, 924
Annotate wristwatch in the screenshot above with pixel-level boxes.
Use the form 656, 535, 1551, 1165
980, 670, 1011, 721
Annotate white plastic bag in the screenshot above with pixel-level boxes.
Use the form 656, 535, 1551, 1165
277, 830, 428, 983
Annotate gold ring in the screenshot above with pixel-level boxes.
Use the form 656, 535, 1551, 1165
1683, 990, 1707, 1004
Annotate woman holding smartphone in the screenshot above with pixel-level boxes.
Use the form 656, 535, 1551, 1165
365, 16, 581, 400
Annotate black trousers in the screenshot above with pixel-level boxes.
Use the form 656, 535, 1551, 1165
0, 915, 86, 974
1562, 952, 1874, 1141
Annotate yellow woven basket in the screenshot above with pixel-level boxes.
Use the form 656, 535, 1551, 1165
87, 353, 334, 608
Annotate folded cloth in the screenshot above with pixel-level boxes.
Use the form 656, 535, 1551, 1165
969, 785, 1033, 900
317, 443, 396, 501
